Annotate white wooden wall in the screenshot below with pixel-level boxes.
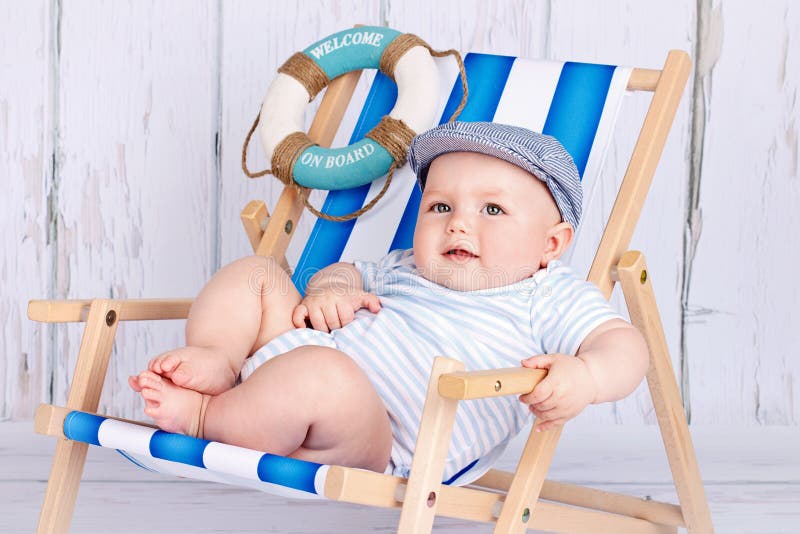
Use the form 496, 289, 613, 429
2, 0, 798, 426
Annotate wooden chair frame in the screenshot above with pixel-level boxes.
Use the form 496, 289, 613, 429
30, 49, 714, 533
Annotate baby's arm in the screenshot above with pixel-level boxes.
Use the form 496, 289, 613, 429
292, 262, 381, 332
519, 318, 649, 432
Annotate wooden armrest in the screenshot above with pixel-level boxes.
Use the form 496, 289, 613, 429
27, 298, 193, 323
438, 367, 547, 400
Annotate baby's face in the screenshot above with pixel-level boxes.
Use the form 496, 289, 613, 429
413, 151, 566, 291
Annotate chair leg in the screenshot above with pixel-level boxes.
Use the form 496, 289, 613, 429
493, 423, 562, 533
617, 251, 715, 533
37, 299, 121, 534
397, 356, 464, 534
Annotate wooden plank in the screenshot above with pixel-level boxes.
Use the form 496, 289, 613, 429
397, 357, 463, 533
384, 1, 551, 58
685, 1, 800, 425
493, 425, 563, 533
0, 0, 52, 420
617, 251, 714, 532
37, 300, 120, 533
438, 367, 546, 400
240, 200, 269, 252
28, 298, 192, 323
328, 466, 676, 533
548, 0, 696, 427
628, 69, 662, 92
34, 404, 70, 438
6, 477, 798, 534
55, 0, 219, 420
473, 472, 684, 528
585, 49, 691, 430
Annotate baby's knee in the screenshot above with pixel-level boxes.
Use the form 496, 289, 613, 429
224, 255, 286, 291
282, 347, 367, 393
227, 254, 282, 275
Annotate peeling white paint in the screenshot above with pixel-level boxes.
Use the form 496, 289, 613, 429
2, 0, 799, 426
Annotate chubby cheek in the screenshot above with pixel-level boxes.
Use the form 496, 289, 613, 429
482, 232, 544, 276
412, 225, 438, 271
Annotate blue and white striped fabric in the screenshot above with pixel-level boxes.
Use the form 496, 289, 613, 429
68, 53, 631, 495
63, 410, 331, 499
290, 53, 631, 294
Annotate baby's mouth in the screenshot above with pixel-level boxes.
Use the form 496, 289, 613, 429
443, 248, 479, 261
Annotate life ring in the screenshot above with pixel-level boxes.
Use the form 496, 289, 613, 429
242, 26, 467, 221
259, 26, 440, 194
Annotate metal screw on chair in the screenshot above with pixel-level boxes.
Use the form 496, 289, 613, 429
105, 310, 117, 326
284, 220, 294, 234
426, 491, 436, 507
521, 507, 530, 523
494, 380, 502, 392
640, 269, 648, 284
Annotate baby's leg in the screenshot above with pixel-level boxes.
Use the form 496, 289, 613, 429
136, 255, 300, 395
136, 346, 392, 473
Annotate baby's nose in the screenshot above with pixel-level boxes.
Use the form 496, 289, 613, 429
447, 219, 468, 233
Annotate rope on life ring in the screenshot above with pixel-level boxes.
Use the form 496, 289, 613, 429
241, 27, 468, 222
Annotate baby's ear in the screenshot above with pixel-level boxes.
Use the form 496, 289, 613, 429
541, 222, 574, 266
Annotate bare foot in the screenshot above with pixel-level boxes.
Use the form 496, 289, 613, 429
146, 346, 236, 395
128, 371, 207, 436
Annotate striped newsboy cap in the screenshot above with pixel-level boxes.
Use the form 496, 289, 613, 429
407, 121, 582, 229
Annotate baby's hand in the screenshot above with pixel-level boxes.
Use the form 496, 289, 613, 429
292, 289, 381, 332
518, 354, 597, 432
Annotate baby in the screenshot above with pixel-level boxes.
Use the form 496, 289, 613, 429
129, 121, 649, 483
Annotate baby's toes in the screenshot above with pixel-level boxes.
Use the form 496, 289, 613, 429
128, 375, 143, 392
138, 371, 164, 391
157, 353, 182, 374
143, 399, 161, 419
148, 355, 166, 374
169, 364, 192, 387
140, 386, 165, 418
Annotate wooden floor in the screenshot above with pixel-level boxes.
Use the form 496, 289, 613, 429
2, 421, 798, 533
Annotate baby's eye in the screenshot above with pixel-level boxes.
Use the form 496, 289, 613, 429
432, 202, 451, 213
483, 204, 505, 216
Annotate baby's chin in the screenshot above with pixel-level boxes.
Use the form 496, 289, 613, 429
416, 261, 535, 291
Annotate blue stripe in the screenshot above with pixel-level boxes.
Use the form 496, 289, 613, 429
389, 53, 516, 251
63, 411, 103, 446
117, 449, 157, 472
257, 453, 322, 494
149, 430, 210, 468
292, 72, 397, 296
542, 62, 615, 177
444, 458, 479, 485
388, 185, 420, 251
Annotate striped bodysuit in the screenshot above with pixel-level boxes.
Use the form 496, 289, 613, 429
241, 248, 621, 484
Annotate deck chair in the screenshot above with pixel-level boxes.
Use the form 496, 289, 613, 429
29, 46, 715, 533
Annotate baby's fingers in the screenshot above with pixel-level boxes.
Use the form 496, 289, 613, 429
530, 396, 559, 412
322, 303, 341, 331
519, 379, 553, 406
307, 305, 330, 332
336, 301, 355, 327
358, 292, 381, 313
292, 304, 309, 328
521, 354, 554, 369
